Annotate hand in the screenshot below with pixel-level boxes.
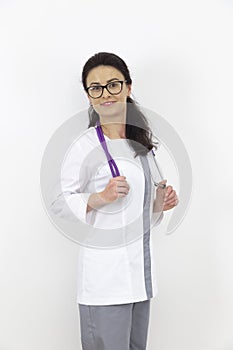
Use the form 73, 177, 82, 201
153, 179, 167, 213
100, 176, 130, 203
163, 185, 179, 211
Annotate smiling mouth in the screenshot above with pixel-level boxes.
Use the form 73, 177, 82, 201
101, 101, 116, 106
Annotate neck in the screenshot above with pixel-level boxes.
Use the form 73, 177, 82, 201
99, 116, 126, 139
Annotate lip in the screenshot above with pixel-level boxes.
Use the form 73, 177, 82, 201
100, 101, 116, 106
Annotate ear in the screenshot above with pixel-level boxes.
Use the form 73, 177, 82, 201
127, 84, 132, 97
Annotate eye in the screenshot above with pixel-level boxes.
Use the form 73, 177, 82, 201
108, 82, 119, 88
89, 86, 102, 92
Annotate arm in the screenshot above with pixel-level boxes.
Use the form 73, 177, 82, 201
50, 139, 130, 222
49, 141, 93, 223
86, 191, 107, 213
86, 176, 130, 213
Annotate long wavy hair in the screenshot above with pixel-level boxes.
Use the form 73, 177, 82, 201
81, 52, 158, 157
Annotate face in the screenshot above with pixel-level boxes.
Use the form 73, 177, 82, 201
85, 65, 131, 120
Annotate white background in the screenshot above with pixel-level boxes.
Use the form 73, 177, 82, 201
1, 0, 233, 349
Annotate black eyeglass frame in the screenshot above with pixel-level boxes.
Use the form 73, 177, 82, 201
85, 80, 128, 99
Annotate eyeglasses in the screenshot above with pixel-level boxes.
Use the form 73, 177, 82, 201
86, 80, 127, 99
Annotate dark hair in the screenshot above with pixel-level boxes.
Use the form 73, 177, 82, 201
82, 52, 158, 157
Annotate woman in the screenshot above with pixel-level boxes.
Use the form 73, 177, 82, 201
54, 52, 178, 350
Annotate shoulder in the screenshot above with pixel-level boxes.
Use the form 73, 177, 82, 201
69, 126, 98, 151
62, 126, 99, 163
76, 126, 98, 145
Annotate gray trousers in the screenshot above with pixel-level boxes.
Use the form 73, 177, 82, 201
78, 299, 151, 350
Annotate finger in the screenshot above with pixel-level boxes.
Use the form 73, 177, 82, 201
165, 186, 173, 196
164, 199, 177, 206
117, 184, 130, 195
165, 190, 176, 200
164, 197, 179, 206
164, 192, 177, 202
164, 202, 176, 210
117, 189, 128, 195
115, 176, 126, 181
117, 193, 127, 198
117, 181, 130, 190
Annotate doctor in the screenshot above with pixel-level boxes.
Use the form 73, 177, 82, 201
54, 52, 179, 350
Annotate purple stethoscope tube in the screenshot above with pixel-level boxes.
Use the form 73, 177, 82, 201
95, 119, 120, 177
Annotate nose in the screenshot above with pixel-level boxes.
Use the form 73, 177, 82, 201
102, 86, 111, 98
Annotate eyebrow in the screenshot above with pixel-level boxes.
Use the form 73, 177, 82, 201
89, 78, 120, 86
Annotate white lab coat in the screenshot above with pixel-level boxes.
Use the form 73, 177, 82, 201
51, 126, 164, 305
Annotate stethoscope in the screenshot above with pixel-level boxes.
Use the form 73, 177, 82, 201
95, 120, 166, 189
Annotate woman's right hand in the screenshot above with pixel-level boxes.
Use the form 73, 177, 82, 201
100, 176, 130, 203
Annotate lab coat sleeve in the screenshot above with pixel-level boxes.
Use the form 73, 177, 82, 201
49, 141, 92, 224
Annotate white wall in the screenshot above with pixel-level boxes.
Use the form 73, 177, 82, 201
1, 0, 233, 349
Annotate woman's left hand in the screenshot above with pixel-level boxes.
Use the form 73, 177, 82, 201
163, 185, 179, 211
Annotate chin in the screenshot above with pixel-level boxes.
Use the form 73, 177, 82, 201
94, 102, 126, 120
